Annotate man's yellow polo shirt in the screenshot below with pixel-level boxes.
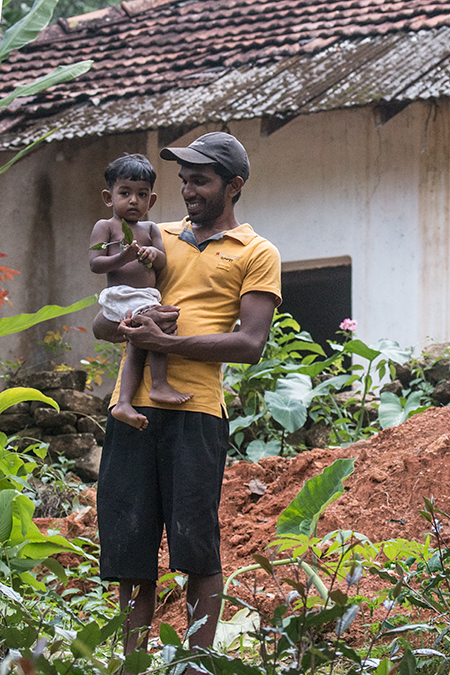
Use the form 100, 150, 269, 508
110, 218, 282, 418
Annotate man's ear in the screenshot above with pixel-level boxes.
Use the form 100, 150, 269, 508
228, 176, 244, 198
102, 189, 113, 207
149, 193, 157, 209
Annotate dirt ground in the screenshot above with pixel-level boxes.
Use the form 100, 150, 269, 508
35, 405, 450, 643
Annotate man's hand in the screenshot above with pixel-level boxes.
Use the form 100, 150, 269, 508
93, 305, 179, 343
119, 313, 170, 351
118, 291, 277, 363
144, 305, 179, 335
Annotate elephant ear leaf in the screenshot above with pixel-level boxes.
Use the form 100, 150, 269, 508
277, 458, 355, 536
122, 219, 134, 245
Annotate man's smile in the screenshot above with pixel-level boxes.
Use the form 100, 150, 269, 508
186, 201, 202, 211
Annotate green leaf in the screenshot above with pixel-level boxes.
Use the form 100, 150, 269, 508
277, 458, 355, 535
373, 658, 395, 675
252, 554, 273, 574
33, 445, 48, 459
328, 589, 348, 607
399, 649, 416, 675
17, 570, 46, 591
295, 352, 341, 377
214, 608, 260, 651
89, 242, 108, 251
275, 373, 312, 404
10, 491, 35, 538
185, 615, 208, 640
0, 61, 93, 109
335, 604, 359, 636
71, 622, 102, 657
343, 339, 380, 361
246, 439, 281, 463
41, 556, 67, 583
124, 648, 154, 674
159, 622, 182, 646
264, 390, 307, 433
372, 338, 410, 366
0, 580, 23, 604
276, 373, 353, 408
0, 0, 59, 62
0, 295, 97, 337
229, 412, 264, 435
378, 391, 424, 430
383, 623, 434, 635
100, 613, 125, 642
0, 387, 59, 414
0, 625, 36, 649
9, 557, 44, 573
0, 129, 59, 175
0, 489, 15, 542
7, 491, 83, 559
379, 392, 404, 429
122, 219, 134, 245
287, 340, 326, 355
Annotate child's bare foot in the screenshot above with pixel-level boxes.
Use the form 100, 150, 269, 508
149, 382, 194, 404
111, 403, 148, 430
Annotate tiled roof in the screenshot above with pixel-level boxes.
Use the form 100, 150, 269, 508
2, 0, 450, 148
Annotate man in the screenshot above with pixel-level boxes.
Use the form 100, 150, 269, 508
94, 132, 281, 664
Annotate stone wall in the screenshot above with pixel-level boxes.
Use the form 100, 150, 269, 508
0, 370, 110, 481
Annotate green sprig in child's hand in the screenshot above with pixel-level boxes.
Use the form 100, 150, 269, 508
89, 219, 152, 268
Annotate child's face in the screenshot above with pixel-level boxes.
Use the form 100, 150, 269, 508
103, 178, 155, 223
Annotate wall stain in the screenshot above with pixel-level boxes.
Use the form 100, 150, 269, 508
418, 100, 450, 340
19, 173, 57, 366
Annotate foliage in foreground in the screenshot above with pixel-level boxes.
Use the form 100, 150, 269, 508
2, 443, 450, 674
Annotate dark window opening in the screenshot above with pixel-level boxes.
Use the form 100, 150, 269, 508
280, 262, 352, 355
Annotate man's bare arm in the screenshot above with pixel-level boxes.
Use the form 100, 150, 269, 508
93, 305, 180, 342
119, 291, 277, 365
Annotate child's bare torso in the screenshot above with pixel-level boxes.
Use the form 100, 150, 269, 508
105, 218, 157, 289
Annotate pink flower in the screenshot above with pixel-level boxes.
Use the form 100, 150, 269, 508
339, 318, 357, 332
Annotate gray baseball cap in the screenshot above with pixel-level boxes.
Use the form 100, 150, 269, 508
160, 131, 250, 182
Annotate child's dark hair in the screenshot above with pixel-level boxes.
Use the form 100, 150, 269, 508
104, 153, 156, 191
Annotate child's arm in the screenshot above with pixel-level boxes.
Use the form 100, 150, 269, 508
137, 223, 167, 272
89, 220, 140, 274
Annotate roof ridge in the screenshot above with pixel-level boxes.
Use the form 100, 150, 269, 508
122, 0, 175, 17
65, 5, 119, 28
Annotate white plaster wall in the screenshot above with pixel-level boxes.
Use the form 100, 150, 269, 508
150, 106, 431, 351
0, 99, 448, 383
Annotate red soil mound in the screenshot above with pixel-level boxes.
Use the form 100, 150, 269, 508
35, 406, 450, 638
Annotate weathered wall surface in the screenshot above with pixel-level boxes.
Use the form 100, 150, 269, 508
0, 133, 149, 391
0, 100, 448, 380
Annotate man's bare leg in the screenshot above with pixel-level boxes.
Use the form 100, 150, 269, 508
185, 572, 223, 674
119, 578, 156, 654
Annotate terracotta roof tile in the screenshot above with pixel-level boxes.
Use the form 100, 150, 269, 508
4, 0, 450, 147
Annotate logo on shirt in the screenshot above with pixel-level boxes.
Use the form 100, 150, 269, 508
215, 251, 241, 271
215, 252, 241, 262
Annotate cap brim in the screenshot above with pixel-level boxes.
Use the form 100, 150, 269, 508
160, 146, 216, 165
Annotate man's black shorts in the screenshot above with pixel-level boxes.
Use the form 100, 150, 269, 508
97, 407, 229, 582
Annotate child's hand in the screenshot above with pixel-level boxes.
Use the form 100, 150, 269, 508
120, 240, 140, 262
138, 246, 158, 264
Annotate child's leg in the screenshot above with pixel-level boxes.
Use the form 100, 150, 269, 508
112, 344, 149, 430
148, 351, 194, 404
